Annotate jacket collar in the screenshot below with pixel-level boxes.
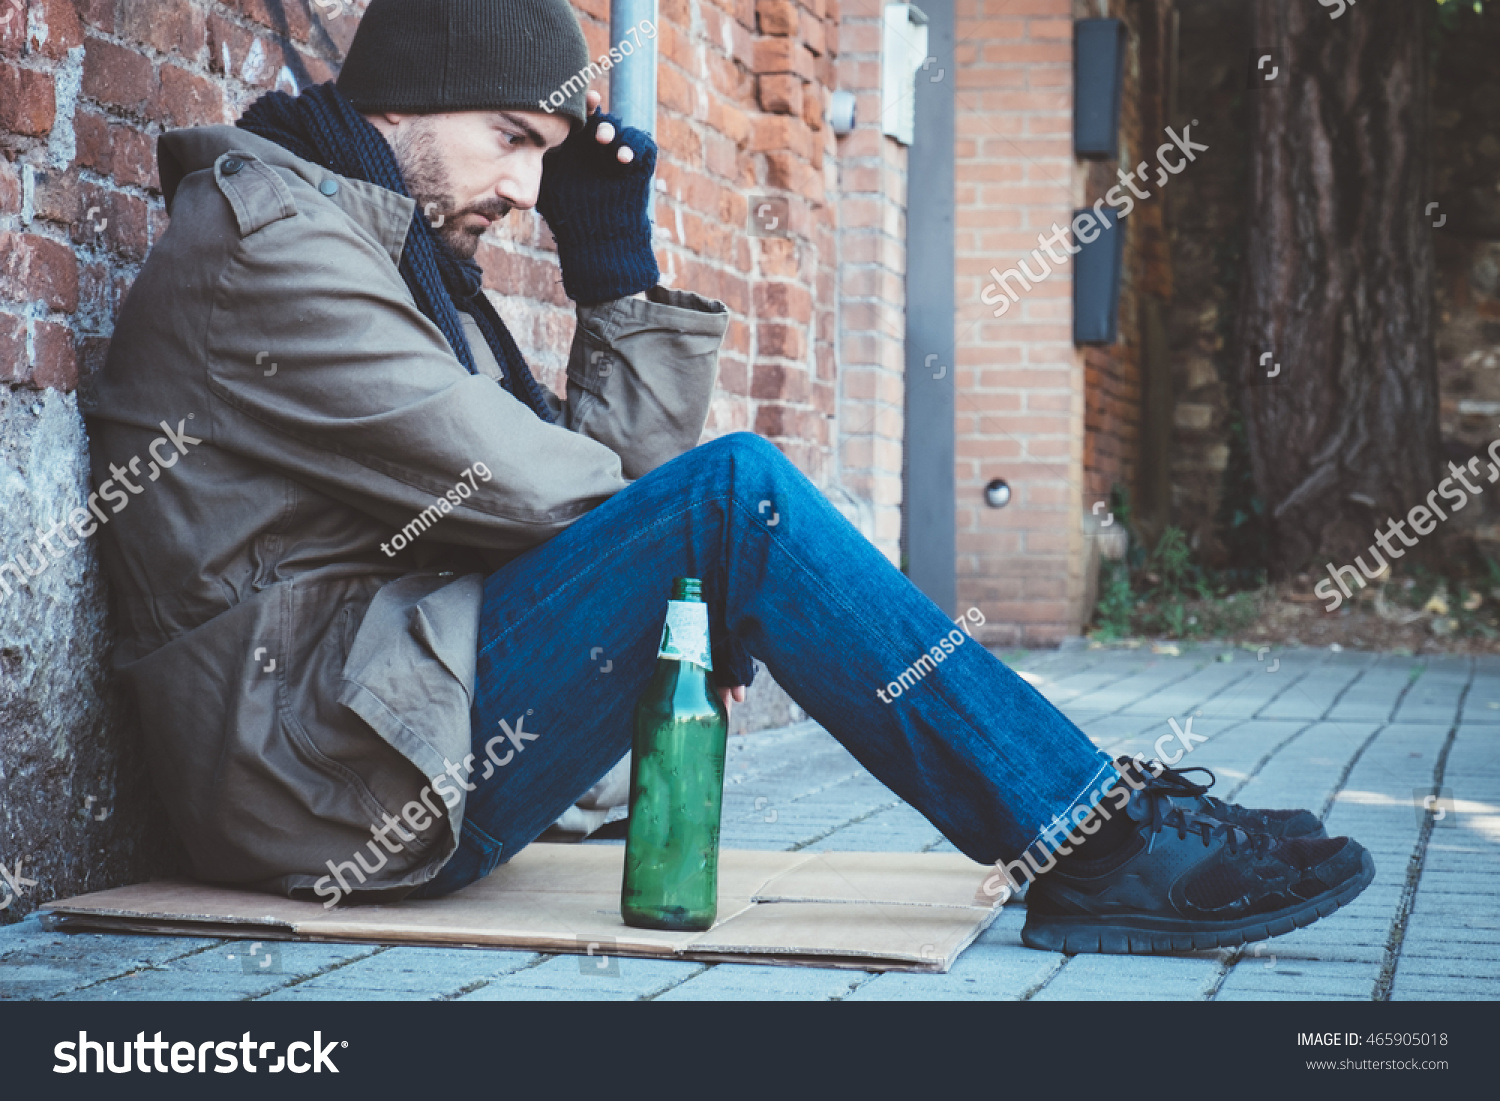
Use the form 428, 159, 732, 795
157, 126, 416, 268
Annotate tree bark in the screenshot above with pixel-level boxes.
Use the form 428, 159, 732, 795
1238, 0, 1441, 574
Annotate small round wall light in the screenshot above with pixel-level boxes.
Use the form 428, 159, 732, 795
984, 479, 1012, 508
829, 90, 857, 137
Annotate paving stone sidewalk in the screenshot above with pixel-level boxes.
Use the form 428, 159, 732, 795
3, 643, 1496, 1001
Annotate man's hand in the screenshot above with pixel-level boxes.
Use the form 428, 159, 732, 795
584, 90, 636, 164
719, 684, 747, 719
535, 90, 660, 305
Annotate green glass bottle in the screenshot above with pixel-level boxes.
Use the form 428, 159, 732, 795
620, 577, 730, 932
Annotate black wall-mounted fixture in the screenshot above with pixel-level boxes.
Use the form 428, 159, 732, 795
1074, 19, 1126, 160
1073, 207, 1127, 345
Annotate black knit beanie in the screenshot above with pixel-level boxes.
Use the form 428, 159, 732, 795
337, 0, 593, 127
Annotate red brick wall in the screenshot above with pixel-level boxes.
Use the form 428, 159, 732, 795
954, 0, 1084, 645
1, 0, 351, 395
478, 0, 853, 497
3, 0, 868, 502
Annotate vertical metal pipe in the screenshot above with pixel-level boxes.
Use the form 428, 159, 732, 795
608, 0, 659, 136
903, 0, 957, 613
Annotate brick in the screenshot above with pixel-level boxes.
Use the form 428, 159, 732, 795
0, 0, 23, 58
111, 124, 159, 191
234, 0, 313, 43
73, 108, 112, 173
82, 38, 155, 111
706, 50, 753, 100
708, 97, 752, 148
751, 37, 814, 80
26, 0, 85, 59
802, 15, 826, 56
32, 166, 82, 226
0, 157, 19, 215
657, 20, 700, 73
754, 403, 796, 437
751, 114, 814, 158
658, 62, 695, 114
757, 322, 807, 361
0, 310, 24, 380
750, 361, 809, 401
758, 73, 802, 115
0, 61, 55, 134
0, 232, 79, 311
811, 334, 838, 383
73, 0, 113, 33
77, 186, 150, 261
28, 319, 78, 390
756, 0, 798, 35
763, 150, 804, 191
118, 1, 203, 57
753, 281, 813, 324
704, 130, 741, 180
658, 114, 704, 166
152, 63, 226, 127
800, 82, 824, 132
206, 13, 251, 76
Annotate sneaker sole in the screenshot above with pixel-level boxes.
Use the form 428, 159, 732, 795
1019, 848, 1376, 956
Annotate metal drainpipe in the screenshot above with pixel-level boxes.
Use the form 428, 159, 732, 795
608, 0, 658, 136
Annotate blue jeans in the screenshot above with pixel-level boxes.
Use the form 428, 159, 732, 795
411, 433, 1117, 898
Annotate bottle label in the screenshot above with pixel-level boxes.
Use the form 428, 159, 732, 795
657, 600, 713, 671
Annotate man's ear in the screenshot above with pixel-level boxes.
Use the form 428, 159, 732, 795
362, 111, 409, 138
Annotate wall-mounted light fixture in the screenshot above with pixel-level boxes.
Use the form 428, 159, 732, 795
1074, 19, 1125, 160
1073, 206, 1127, 345
829, 90, 857, 136
984, 479, 1012, 508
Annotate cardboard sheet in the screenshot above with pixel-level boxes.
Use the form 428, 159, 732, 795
42, 845, 1002, 973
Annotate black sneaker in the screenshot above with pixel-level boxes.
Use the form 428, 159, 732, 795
1115, 755, 1326, 839
1021, 772, 1374, 955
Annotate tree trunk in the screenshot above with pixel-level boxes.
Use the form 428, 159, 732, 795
1237, 0, 1441, 574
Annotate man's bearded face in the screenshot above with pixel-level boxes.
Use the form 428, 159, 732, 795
388, 116, 514, 260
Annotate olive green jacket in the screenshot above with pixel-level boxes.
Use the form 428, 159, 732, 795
82, 126, 728, 900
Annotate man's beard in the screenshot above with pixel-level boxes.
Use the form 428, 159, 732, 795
389, 119, 511, 260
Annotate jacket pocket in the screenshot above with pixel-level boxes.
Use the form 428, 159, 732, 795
337, 573, 481, 802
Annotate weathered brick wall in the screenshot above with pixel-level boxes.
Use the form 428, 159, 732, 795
954, 0, 1084, 645
0, 0, 362, 920
1, 0, 907, 915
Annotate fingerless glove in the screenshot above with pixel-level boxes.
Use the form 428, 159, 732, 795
535, 110, 660, 306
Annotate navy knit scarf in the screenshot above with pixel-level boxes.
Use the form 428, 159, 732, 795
236, 82, 558, 423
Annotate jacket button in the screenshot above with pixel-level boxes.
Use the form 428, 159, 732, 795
319, 179, 340, 196
221, 158, 244, 175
